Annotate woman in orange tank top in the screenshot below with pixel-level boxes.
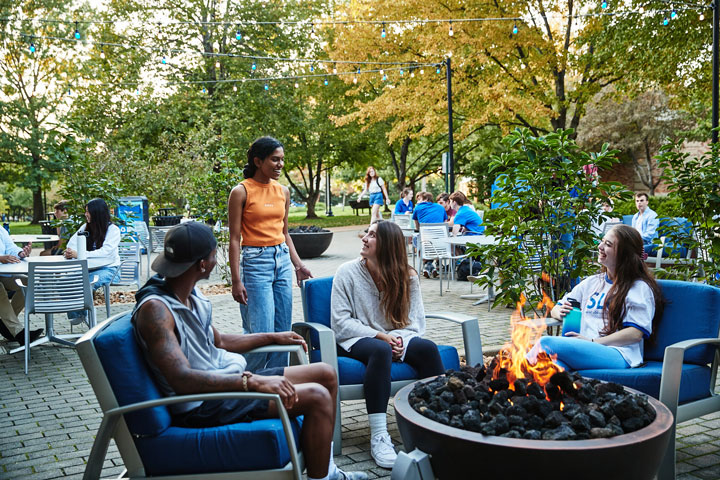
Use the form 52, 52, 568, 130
228, 137, 313, 371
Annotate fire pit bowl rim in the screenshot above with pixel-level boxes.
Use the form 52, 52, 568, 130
394, 376, 674, 451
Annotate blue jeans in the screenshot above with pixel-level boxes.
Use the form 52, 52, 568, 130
68, 265, 119, 320
538, 336, 629, 371
240, 243, 293, 371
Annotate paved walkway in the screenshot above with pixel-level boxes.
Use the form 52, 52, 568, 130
0, 227, 718, 479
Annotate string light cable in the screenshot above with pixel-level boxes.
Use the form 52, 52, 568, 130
6, 30, 440, 68
4, 2, 710, 31
71, 63, 445, 91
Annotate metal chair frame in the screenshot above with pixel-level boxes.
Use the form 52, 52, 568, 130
77, 312, 307, 480
294, 277, 482, 455
418, 223, 466, 295
10, 259, 95, 374
103, 242, 142, 317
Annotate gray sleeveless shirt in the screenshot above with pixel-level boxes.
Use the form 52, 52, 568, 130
132, 288, 247, 414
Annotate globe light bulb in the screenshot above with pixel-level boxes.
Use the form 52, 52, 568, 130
264, 84, 269, 90
601, 1, 607, 9
29, 42, 35, 53
236, 30, 242, 41
381, 23, 386, 38
449, 23, 454, 36
100, 48, 105, 59
252, 62, 257, 70
513, 24, 518, 35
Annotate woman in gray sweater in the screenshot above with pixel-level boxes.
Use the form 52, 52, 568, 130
331, 220, 444, 469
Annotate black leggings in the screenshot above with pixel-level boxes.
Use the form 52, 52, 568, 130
339, 336, 444, 414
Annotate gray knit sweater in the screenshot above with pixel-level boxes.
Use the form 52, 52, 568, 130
330, 258, 425, 360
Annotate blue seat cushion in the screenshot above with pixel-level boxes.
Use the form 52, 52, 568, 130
578, 361, 712, 404
136, 418, 303, 475
322, 344, 459, 385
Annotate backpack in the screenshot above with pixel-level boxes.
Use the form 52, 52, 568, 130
456, 258, 484, 281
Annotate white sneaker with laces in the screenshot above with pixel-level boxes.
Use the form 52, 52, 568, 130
370, 432, 397, 468
332, 469, 369, 480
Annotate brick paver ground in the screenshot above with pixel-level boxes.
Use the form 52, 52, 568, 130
0, 226, 717, 478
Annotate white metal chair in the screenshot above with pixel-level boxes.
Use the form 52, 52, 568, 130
418, 223, 466, 295
125, 220, 152, 279
391, 213, 413, 230
103, 242, 142, 317
10, 259, 95, 374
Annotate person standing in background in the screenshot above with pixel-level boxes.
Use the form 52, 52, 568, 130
358, 166, 390, 230
228, 136, 313, 372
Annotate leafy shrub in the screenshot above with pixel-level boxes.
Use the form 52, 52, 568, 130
467, 128, 632, 308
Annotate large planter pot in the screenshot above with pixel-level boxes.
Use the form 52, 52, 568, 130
289, 231, 333, 259
394, 380, 674, 480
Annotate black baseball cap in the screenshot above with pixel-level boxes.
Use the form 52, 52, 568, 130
151, 222, 217, 278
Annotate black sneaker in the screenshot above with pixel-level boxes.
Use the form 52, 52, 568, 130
423, 269, 431, 278
15, 329, 44, 346
0, 321, 14, 341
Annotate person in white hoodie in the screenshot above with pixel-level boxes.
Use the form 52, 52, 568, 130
64, 198, 120, 324
331, 220, 444, 469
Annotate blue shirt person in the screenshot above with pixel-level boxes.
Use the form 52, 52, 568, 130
394, 187, 414, 214
449, 192, 483, 235
631, 193, 659, 254
412, 192, 447, 230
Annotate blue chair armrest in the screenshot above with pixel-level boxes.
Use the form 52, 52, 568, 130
425, 312, 482, 367
246, 344, 308, 365
660, 337, 720, 421
85, 392, 302, 480
292, 322, 339, 373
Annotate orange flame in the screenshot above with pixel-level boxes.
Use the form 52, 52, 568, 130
493, 291, 564, 389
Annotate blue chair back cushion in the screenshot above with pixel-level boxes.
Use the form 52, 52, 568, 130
94, 312, 172, 436
578, 362, 712, 404
95, 313, 302, 475
303, 276, 334, 328
622, 215, 634, 226
645, 280, 720, 365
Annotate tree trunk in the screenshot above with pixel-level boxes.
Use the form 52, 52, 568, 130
31, 185, 44, 224
305, 191, 320, 219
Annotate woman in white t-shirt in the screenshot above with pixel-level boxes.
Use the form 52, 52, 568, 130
539, 224, 664, 370
358, 166, 390, 230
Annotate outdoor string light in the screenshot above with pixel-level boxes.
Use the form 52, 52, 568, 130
235, 28, 242, 41
381, 22, 386, 38
449, 21, 454, 36
512, 23, 518, 34
74, 21, 80, 39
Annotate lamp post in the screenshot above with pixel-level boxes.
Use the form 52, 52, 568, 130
325, 167, 334, 217
713, 0, 719, 145
446, 57, 455, 192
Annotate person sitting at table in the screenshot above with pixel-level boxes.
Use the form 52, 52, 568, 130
436, 193, 457, 224
411, 192, 448, 277
0, 226, 43, 345
41, 200, 70, 256
449, 191, 484, 236
535, 224, 664, 371
393, 188, 414, 215
64, 198, 121, 325
331, 220, 445, 469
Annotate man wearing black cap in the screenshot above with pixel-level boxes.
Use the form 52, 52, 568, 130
133, 222, 366, 480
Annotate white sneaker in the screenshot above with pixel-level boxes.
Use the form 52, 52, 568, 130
370, 432, 397, 469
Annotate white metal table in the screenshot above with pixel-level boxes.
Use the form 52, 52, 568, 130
1, 256, 114, 356
445, 235, 499, 307
9, 234, 60, 244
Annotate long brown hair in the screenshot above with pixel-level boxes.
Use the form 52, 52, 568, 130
373, 220, 412, 329
601, 224, 664, 342
364, 166, 378, 189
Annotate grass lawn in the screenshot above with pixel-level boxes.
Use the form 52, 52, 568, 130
6, 222, 42, 234
7, 203, 382, 235
287, 204, 385, 228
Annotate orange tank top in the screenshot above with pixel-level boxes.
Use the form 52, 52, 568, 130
240, 178, 287, 247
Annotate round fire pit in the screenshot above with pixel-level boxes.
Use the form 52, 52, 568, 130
394, 380, 673, 480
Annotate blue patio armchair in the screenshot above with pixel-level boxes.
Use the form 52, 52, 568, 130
293, 276, 483, 455
76, 311, 307, 480
577, 280, 720, 480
